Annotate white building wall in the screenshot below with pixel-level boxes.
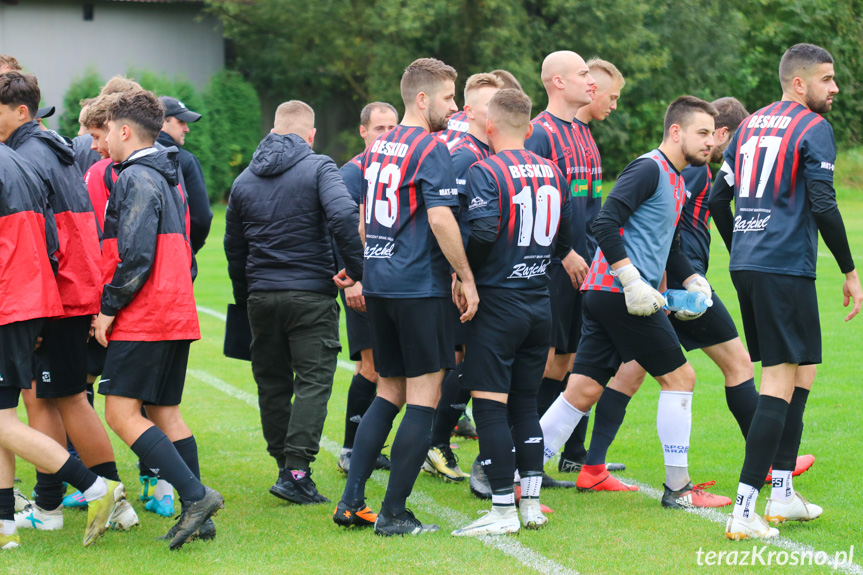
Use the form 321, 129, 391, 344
0, 0, 224, 123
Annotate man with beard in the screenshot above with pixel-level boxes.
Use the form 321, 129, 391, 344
539, 96, 723, 509
334, 58, 478, 536
710, 43, 862, 540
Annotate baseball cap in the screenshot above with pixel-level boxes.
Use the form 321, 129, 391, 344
159, 96, 201, 123
36, 105, 55, 119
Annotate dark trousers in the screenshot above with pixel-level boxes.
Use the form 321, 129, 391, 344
247, 290, 341, 470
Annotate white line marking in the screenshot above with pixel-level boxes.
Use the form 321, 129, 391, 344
621, 477, 863, 574
197, 305, 227, 322
187, 369, 580, 575
195, 305, 857, 572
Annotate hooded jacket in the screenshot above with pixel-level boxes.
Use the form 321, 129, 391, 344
7, 122, 102, 318
0, 143, 64, 326
225, 133, 363, 302
157, 131, 213, 253
101, 146, 200, 341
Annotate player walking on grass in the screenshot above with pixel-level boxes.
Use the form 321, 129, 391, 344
93, 90, 223, 550
333, 58, 479, 536
337, 102, 399, 476
0, 72, 139, 533
451, 89, 583, 536
709, 43, 862, 540
0, 137, 124, 550
539, 96, 732, 509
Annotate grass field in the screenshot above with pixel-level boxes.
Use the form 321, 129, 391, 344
6, 170, 863, 574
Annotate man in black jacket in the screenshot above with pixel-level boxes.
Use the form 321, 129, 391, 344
225, 100, 364, 504
158, 96, 213, 253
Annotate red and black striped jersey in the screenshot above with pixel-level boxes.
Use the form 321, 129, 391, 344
679, 164, 712, 275
434, 111, 469, 149
360, 125, 459, 298
525, 111, 597, 260
466, 149, 571, 290
722, 100, 836, 278
451, 133, 491, 244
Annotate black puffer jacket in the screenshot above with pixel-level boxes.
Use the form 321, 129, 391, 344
225, 133, 363, 303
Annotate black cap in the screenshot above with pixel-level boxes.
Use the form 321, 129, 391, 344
159, 96, 201, 123
36, 105, 55, 119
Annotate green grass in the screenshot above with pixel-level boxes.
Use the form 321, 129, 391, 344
6, 176, 863, 574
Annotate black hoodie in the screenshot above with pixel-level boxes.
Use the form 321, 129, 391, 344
6, 121, 102, 316
225, 133, 363, 302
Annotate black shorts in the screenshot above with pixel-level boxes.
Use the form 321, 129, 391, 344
451, 301, 467, 350
339, 290, 373, 362
365, 296, 455, 378
32, 315, 90, 399
87, 336, 107, 377
0, 318, 44, 396
462, 288, 550, 395
98, 340, 192, 405
573, 290, 687, 385
668, 290, 739, 352
548, 263, 582, 354
731, 270, 820, 367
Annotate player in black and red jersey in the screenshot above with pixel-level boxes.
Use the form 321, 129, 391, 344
334, 58, 479, 536
524, 51, 592, 487
710, 44, 862, 540
336, 102, 399, 477
452, 89, 584, 536
424, 73, 502, 483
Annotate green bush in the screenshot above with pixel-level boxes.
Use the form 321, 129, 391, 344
59, 69, 103, 138
60, 68, 261, 204
203, 70, 262, 202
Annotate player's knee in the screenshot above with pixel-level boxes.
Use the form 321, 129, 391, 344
359, 365, 379, 384
660, 363, 696, 392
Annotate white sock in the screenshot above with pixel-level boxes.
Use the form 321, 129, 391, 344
540, 396, 587, 464
770, 470, 793, 501
0, 519, 15, 535
657, 390, 692, 469
522, 475, 542, 499
733, 482, 759, 519
82, 476, 108, 502
154, 479, 174, 500
492, 492, 515, 506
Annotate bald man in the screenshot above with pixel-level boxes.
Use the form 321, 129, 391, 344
523, 51, 593, 487
225, 100, 364, 505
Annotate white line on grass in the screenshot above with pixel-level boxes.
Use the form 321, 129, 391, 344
187, 368, 581, 575
621, 478, 863, 574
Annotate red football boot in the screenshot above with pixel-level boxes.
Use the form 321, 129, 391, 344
661, 481, 732, 509
576, 465, 639, 492
765, 454, 815, 483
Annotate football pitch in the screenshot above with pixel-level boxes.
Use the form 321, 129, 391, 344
7, 182, 863, 574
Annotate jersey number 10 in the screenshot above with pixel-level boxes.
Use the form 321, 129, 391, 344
737, 135, 782, 199
512, 185, 562, 247
364, 162, 401, 227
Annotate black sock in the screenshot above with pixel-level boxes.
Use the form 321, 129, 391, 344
473, 398, 515, 492
0, 488, 13, 521
383, 404, 435, 515
773, 387, 809, 470
55, 456, 98, 494
507, 391, 543, 476
537, 377, 561, 417
34, 471, 65, 511
130, 427, 205, 502
739, 395, 788, 488
342, 397, 399, 507
725, 378, 758, 439
88, 461, 120, 482
343, 373, 377, 449
173, 436, 201, 480
585, 388, 631, 466
562, 415, 589, 461
138, 460, 157, 478
430, 364, 467, 446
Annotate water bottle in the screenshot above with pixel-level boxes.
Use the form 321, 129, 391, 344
664, 289, 713, 314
